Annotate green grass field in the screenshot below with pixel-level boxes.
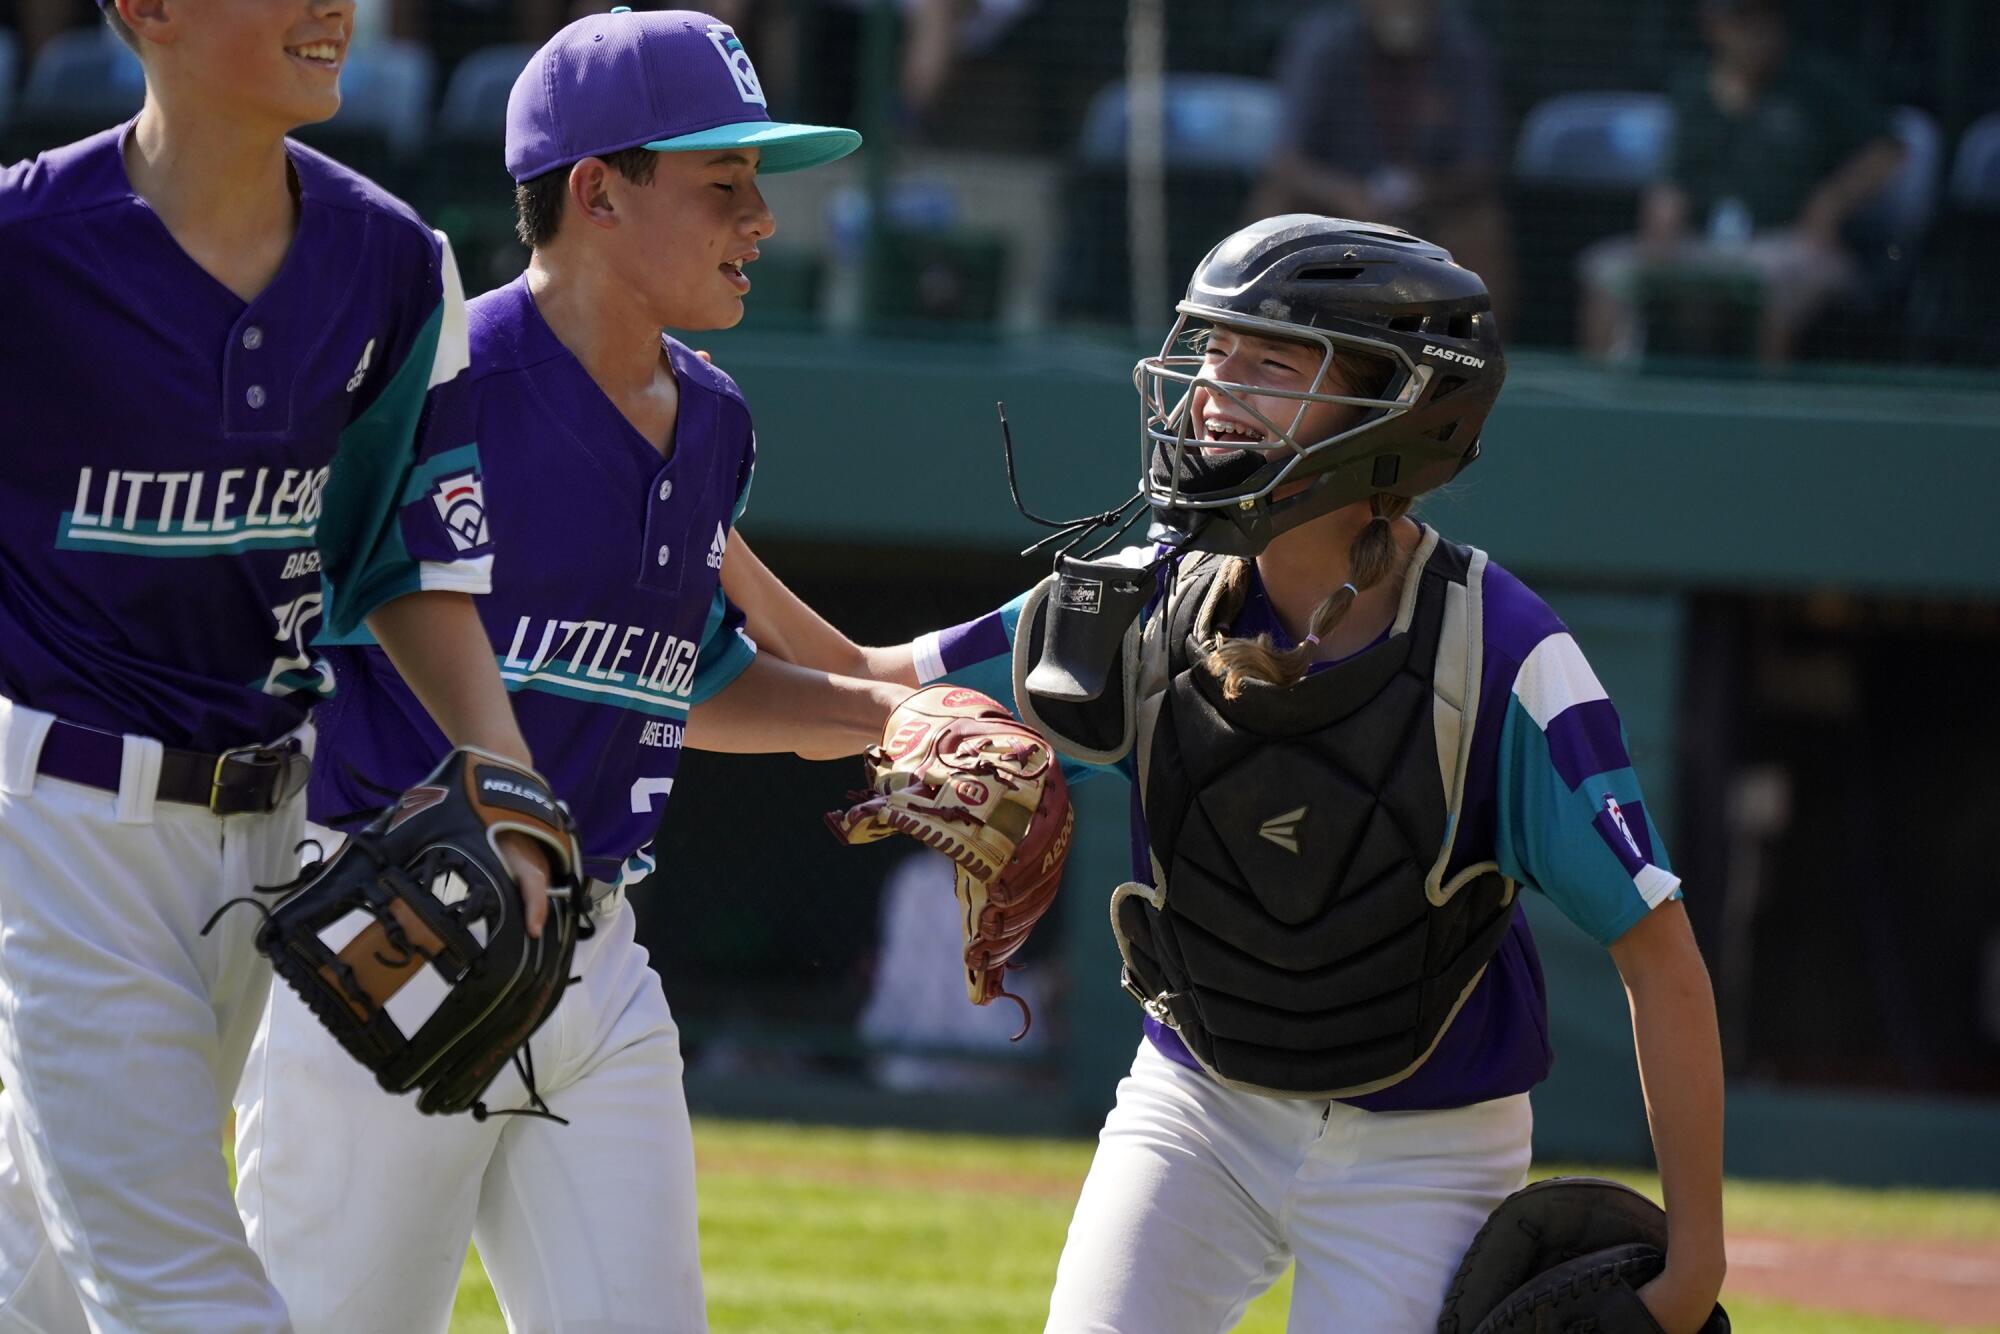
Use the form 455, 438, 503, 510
443, 1118, 2000, 1333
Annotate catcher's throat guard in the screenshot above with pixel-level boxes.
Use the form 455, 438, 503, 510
1438, 1177, 1729, 1334
1025, 548, 1154, 705
254, 746, 587, 1118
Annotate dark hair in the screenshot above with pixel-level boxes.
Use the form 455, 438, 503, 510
103, 5, 141, 54
513, 146, 659, 248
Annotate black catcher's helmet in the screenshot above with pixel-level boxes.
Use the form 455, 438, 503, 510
1136, 214, 1505, 555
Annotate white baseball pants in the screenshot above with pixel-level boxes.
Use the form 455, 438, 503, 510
234, 829, 704, 1334
0, 703, 304, 1334
1044, 1039, 1533, 1334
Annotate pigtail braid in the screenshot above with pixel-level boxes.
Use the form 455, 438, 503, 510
1204, 493, 1413, 699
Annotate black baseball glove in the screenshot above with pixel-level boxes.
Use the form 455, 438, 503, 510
254, 746, 587, 1118
1437, 1177, 1730, 1334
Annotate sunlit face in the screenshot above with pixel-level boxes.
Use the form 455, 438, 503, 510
1190, 326, 1371, 458
600, 148, 775, 332
132, 0, 351, 131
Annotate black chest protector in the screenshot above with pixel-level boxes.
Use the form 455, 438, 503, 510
1017, 529, 1517, 1100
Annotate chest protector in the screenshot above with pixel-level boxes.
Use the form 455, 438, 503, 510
1016, 529, 1516, 1099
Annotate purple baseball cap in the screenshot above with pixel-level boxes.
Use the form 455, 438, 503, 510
505, 7, 861, 183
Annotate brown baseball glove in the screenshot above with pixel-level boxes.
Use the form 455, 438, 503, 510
825, 685, 1075, 1036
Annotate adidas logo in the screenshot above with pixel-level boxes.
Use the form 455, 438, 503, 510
1258, 805, 1307, 854
706, 522, 727, 570
345, 337, 375, 393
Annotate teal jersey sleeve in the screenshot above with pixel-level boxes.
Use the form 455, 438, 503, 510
683, 442, 759, 705
915, 589, 1121, 787
1493, 630, 1682, 947
317, 232, 481, 639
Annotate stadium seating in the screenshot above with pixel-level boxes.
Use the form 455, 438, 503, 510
435, 42, 534, 142
1074, 74, 1284, 172
1948, 112, 2000, 210
1512, 91, 1672, 189
1058, 75, 1283, 325
1506, 92, 1672, 348
1908, 112, 2000, 367
1802, 105, 1944, 363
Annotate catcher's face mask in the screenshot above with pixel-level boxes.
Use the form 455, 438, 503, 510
1134, 305, 1418, 554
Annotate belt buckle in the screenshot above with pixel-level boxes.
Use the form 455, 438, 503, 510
210, 739, 309, 815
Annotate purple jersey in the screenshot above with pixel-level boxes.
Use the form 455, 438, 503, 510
309, 278, 758, 888
914, 537, 1681, 1112
0, 123, 483, 753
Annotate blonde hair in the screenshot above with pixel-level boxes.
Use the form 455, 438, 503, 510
1203, 492, 1413, 699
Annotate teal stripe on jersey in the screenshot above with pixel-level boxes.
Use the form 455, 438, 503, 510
54, 521, 316, 556
496, 662, 693, 717
685, 583, 754, 706
317, 298, 446, 640
1495, 694, 1674, 946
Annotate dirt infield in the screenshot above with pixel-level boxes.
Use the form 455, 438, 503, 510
1726, 1232, 2000, 1329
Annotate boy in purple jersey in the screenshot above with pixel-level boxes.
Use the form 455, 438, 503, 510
858, 219, 1728, 1332
230, 13, 910, 1333
0, 3, 556, 1331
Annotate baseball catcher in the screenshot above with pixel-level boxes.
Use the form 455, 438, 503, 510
1437, 1177, 1731, 1333
826, 685, 1075, 1036
252, 746, 587, 1118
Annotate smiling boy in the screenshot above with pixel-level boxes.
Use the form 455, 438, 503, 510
0, 2, 552, 1329
230, 13, 906, 1332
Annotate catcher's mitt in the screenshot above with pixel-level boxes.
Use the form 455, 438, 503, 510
825, 685, 1074, 1036
254, 746, 587, 1118
1437, 1177, 1729, 1334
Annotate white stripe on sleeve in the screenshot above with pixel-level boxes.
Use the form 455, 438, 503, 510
913, 630, 947, 684
1514, 632, 1609, 731
1635, 863, 1682, 908
418, 555, 492, 594
427, 229, 470, 389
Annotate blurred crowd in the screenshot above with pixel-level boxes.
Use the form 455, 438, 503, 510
3, 0, 1996, 368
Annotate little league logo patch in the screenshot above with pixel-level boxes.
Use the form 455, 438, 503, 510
1602, 793, 1644, 860
705, 24, 767, 106
431, 473, 489, 552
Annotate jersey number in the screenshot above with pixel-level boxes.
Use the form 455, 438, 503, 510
630, 777, 676, 814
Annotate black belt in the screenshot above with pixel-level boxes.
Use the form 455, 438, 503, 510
37, 718, 310, 815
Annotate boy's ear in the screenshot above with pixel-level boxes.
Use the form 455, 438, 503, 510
117, 0, 177, 48
567, 159, 621, 232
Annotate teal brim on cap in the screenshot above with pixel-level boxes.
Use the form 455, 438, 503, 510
645, 121, 862, 173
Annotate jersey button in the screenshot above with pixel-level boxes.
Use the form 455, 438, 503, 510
656, 545, 671, 566
658, 479, 673, 501
246, 385, 267, 409
241, 326, 264, 350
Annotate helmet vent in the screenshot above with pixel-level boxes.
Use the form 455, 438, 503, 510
1431, 421, 1461, 444
1447, 314, 1476, 339
1388, 314, 1427, 333
1296, 265, 1365, 282
1435, 374, 1469, 399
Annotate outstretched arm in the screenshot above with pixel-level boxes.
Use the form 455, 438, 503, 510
1607, 900, 1727, 1334
721, 531, 922, 686
684, 654, 910, 760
